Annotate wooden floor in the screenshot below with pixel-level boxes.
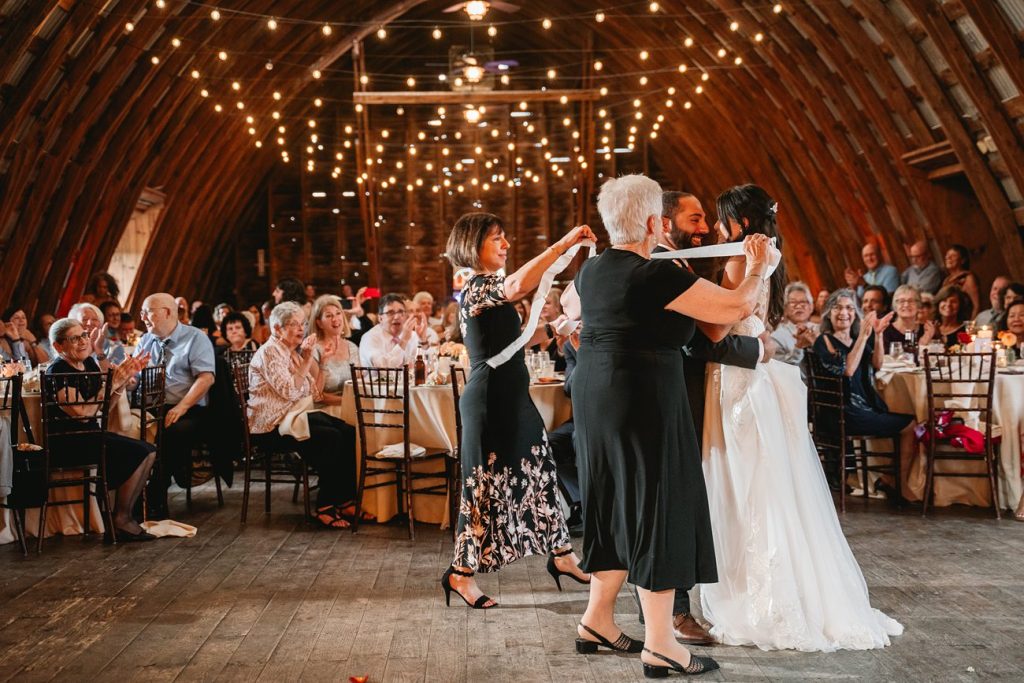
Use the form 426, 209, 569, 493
1, 483, 1023, 683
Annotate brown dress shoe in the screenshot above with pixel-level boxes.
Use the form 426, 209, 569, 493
673, 613, 715, 645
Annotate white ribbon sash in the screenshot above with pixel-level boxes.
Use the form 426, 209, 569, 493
486, 240, 596, 369
651, 239, 781, 280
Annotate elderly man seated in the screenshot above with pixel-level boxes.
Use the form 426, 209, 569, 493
900, 240, 942, 295
135, 292, 216, 518
248, 301, 358, 528
359, 293, 434, 367
770, 282, 819, 381
45, 317, 156, 541
845, 239, 899, 296
974, 275, 1011, 327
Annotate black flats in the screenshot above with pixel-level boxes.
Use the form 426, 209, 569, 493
641, 648, 720, 678
547, 547, 591, 591
575, 623, 644, 654
440, 566, 497, 609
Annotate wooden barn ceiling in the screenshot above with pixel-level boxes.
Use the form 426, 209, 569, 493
2, 0, 1023, 317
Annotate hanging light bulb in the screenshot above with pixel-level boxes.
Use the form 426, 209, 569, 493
547, 68, 557, 79
734, 56, 743, 65
312, 69, 322, 79
218, 51, 228, 61
464, 0, 489, 21
124, 22, 134, 32
755, 32, 764, 42
464, 108, 482, 123
729, 21, 739, 31
649, 2, 659, 11
594, 60, 603, 71
376, 27, 387, 40
464, 65, 484, 82
322, 24, 333, 36
150, 56, 160, 65
432, 26, 442, 39
171, 37, 181, 48
639, 50, 649, 60
407, 77, 416, 87
717, 48, 726, 58
210, 9, 221, 21
701, 72, 710, 81
267, 17, 278, 30
487, 24, 497, 37
595, 11, 606, 22
542, 18, 552, 29
773, 3, 783, 13
500, 74, 510, 85
191, 70, 200, 79
678, 64, 687, 73
684, 37, 694, 47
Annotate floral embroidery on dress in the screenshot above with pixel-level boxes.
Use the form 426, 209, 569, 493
459, 274, 508, 340
453, 436, 569, 572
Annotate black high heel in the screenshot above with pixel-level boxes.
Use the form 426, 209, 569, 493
547, 547, 591, 591
575, 623, 644, 654
440, 566, 496, 609
641, 647, 719, 678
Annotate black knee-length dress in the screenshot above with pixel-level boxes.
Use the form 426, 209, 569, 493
453, 274, 570, 572
573, 249, 718, 591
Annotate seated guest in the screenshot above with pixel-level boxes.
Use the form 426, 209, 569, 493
81, 271, 120, 307
220, 311, 259, 354
100, 300, 123, 346
175, 297, 190, 324
35, 312, 57, 360
118, 312, 137, 345
935, 285, 969, 348
811, 288, 829, 325
248, 301, 357, 528
941, 244, 980, 319
248, 305, 270, 344
918, 292, 935, 326
532, 288, 567, 371
845, 239, 899, 297
1000, 300, 1024, 340
974, 276, 1010, 327
2, 307, 49, 364
69, 302, 126, 365
861, 285, 890, 317
771, 282, 819, 377
213, 303, 233, 327
45, 318, 156, 541
358, 293, 431, 367
136, 293, 216, 518
440, 301, 461, 342
413, 291, 442, 329
813, 289, 916, 499
310, 295, 359, 403
900, 240, 942, 294
883, 285, 937, 349
548, 328, 581, 534
190, 304, 221, 347
1002, 282, 1024, 310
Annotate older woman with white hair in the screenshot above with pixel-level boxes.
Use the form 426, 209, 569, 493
770, 281, 820, 375
883, 284, 937, 350
69, 302, 126, 365
561, 174, 770, 677
247, 301, 357, 528
45, 317, 156, 541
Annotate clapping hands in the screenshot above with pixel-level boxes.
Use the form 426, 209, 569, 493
844, 267, 865, 288
88, 322, 109, 357
112, 351, 150, 392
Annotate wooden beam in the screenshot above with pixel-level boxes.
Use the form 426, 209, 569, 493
352, 89, 602, 105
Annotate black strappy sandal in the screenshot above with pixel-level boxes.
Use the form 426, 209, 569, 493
575, 622, 644, 654
641, 647, 719, 678
547, 547, 591, 591
440, 566, 497, 609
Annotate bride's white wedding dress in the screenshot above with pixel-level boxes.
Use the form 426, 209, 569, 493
699, 296, 903, 652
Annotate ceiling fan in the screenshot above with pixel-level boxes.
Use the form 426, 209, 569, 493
443, 1, 521, 21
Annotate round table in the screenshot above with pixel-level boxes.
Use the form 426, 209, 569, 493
320, 380, 572, 526
878, 368, 1024, 509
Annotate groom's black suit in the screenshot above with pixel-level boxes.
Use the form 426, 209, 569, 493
651, 243, 762, 616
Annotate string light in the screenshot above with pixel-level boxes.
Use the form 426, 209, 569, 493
210, 9, 221, 21
314, 97, 323, 107
678, 64, 687, 73
639, 50, 649, 61
717, 48, 726, 58
170, 37, 181, 48
312, 69, 322, 79
730, 21, 740, 31
649, 2, 659, 12
376, 27, 387, 39
547, 68, 557, 79
217, 51, 227, 61
359, 74, 369, 85
701, 72, 710, 81
773, 3, 783, 13
734, 56, 743, 65
432, 26, 442, 39
488, 25, 497, 37
639, 76, 648, 86
150, 56, 160, 65
155, 0, 165, 7
273, 91, 282, 100
322, 24, 333, 36
668, 86, 676, 95
542, 18, 552, 29
594, 60, 603, 71
755, 32, 764, 42
407, 77, 416, 87
267, 17, 278, 30
191, 70, 200, 79
595, 11, 605, 22
231, 81, 241, 91
684, 37, 694, 47
200, 89, 209, 97
124, 22, 134, 32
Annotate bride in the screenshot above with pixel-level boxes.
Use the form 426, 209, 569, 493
699, 184, 903, 652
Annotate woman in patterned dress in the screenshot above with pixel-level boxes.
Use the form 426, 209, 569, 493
441, 213, 594, 609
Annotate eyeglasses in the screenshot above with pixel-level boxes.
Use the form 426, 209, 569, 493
59, 333, 90, 344
381, 309, 407, 317
893, 298, 918, 306
785, 300, 811, 307
140, 307, 171, 316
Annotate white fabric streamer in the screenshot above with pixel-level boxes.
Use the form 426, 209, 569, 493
485, 240, 596, 368
651, 238, 781, 281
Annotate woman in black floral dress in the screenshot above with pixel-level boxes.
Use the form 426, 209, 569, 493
442, 213, 594, 609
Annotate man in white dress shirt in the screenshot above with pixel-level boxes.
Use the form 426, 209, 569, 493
359, 293, 435, 367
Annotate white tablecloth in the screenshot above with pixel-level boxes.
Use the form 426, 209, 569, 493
879, 369, 1024, 509
321, 381, 571, 526
0, 393, 141, 545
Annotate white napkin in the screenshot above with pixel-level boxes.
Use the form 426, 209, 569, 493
278, 396, 321, 441
375, 442, 427, 459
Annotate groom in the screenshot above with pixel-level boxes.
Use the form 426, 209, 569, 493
639, 190, 775, 645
